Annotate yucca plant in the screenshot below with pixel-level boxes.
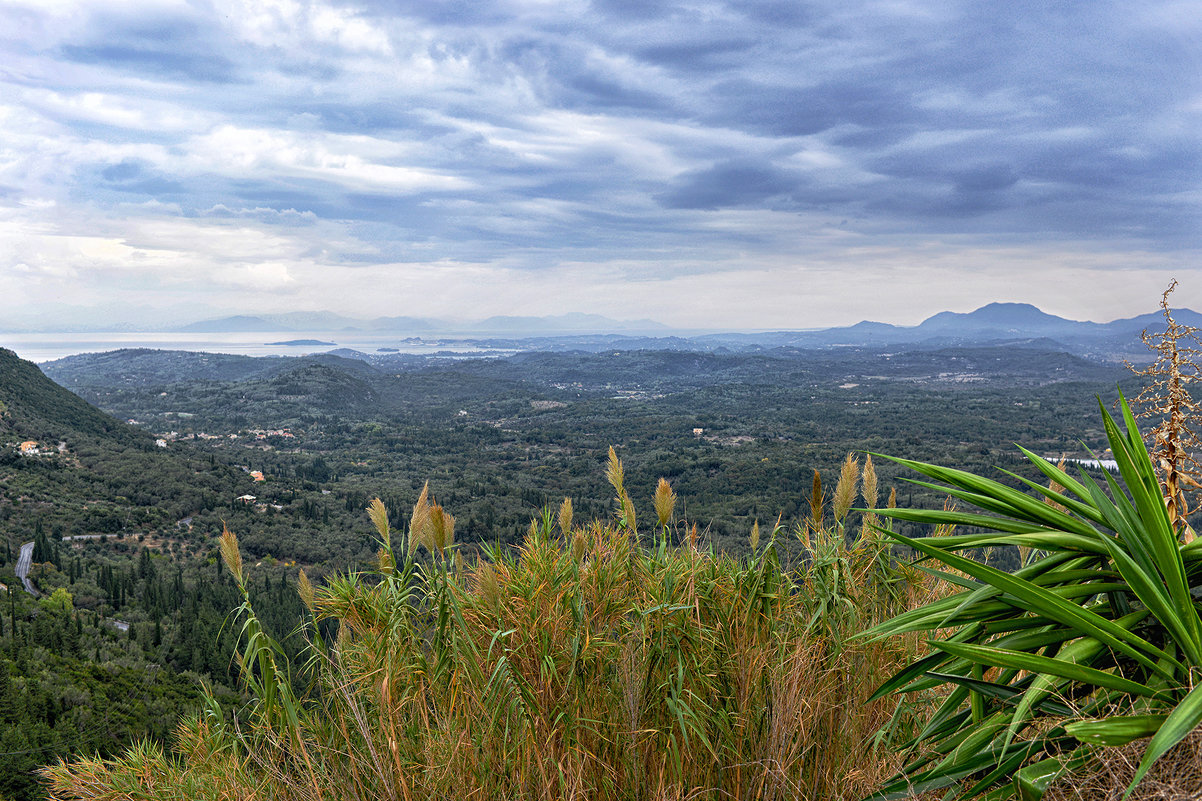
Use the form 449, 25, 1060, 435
864, 394, 1202, 800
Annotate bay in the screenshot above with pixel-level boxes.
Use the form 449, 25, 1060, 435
0, 331, 511, 363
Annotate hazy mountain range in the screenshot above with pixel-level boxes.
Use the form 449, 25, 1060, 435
169, 301, 1189, 342
6, 302, 1196, 364
692, 302, 1202, 357
175, 311, 669, 334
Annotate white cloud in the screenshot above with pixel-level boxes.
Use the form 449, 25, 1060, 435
216, 0, 392, 55
183, 125, 472, 192
21, 88, 211, 133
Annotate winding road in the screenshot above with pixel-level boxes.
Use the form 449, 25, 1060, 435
15, 541, 38, 596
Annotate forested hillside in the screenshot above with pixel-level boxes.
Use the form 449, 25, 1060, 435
0, 349, 310, 800
43, 342, 1140, 563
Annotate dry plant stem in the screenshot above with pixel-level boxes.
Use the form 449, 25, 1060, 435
1126, 280, 1202, 542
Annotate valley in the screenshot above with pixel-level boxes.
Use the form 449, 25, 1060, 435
0, 330, 1158, 800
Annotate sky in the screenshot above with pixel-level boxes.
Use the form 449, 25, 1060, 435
1, 0, 1200, 331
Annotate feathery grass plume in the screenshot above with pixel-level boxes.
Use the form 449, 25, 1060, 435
861, 454, 878, 511
297, 569, 315, 611
558, 497, 573, 538
408, 482, 431, 556
857, 454, 881, 549
886, 487, 897, 509
750, 519, 761, 551
607, 445, 637, 535
621, 493, 637, 537
809, 469, 825, 534
475, 562, 501, 609
833, 453, 860, 524
427, 503, 455, 554
367, 497, 391, 546
688, 521, 699, 551
653, 477, 676, 527
368, 497, 397, 574
218, 524, 243, 586
442, 505, 454, 548
571, 526, 589, 562
606, 446, 625, 498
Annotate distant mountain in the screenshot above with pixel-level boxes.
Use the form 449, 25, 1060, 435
177, 315, 281, 333
265, 339, 337, 347
917, 303, 1090, 337
362, 316, 442, 332
690, 302, 1201, 361
470, 313, 668, 334
172, 311, 660, 334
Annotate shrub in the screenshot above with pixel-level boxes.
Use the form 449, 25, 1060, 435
865, 396, 1202, 800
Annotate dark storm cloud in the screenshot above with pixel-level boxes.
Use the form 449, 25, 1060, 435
707, 80, 917, 138
633, 36, 760, 72
658, 160, 804, 210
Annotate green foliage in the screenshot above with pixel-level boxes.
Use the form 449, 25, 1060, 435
40, 344, 1143, 567
42, 464, 938, 801
865, 395, 1202, 800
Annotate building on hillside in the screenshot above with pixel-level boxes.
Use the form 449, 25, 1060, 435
236, 494, 257, 504
249, 471, 265, 482
19, 441, 38, 455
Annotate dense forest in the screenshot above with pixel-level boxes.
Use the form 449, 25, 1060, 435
43, 343, 1136, 561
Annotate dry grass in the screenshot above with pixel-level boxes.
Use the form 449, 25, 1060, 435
1046, 731, 1202, 801
42, 455, 944, 801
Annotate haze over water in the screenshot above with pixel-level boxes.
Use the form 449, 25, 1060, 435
2, 332, 511, 364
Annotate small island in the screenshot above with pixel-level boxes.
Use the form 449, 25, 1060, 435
377, 346, 400, 352
265, 339, 337, 346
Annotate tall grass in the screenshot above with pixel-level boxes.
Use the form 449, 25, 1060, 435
43, 452, 940, 801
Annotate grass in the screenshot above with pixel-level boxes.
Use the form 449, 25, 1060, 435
42, 451, 942, 801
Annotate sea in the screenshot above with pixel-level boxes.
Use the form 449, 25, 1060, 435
0, 332, 511, 364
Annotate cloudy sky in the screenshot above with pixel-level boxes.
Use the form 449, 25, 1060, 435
1, 0, 1200, 330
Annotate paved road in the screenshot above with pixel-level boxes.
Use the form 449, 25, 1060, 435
15, 541, 38, 596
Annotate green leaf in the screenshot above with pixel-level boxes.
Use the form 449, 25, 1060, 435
934, 640, 1164, 701
886, 529, 1180, 678
1066, 714, 1166, 746
1014, 757, 1067, 801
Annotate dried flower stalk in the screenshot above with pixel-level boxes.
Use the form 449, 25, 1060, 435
1126, 281, 1202, 542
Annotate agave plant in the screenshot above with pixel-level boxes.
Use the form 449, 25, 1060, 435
865, 395, 1202, 800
